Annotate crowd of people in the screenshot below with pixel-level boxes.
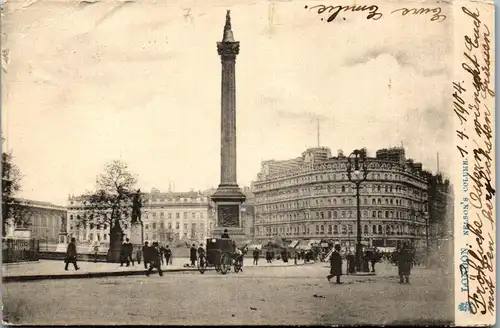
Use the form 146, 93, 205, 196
326, 243, 416, 284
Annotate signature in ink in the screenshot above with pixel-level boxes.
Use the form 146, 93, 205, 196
305, 4, 383, 22
391, 7, 446, 22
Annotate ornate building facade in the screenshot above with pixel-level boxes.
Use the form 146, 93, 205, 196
66, 189, 215, 248
252, 147, 431, 250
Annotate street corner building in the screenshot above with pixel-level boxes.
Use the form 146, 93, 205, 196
251, 146, 454, 258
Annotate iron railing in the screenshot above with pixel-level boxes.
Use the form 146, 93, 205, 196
2, 238, 40, 263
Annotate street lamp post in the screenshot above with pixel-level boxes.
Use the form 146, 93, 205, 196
346, 149, 369, 273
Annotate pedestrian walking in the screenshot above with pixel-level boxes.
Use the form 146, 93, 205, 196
252, 247, 260, 266
92, 240, 100, 263
164, 245, 172, 266
64, 237, 80, 271
346, 252, 355, 274
327, 244, 342, 284
146, 241, 163, 277
142, 241, 150, 269
121, 238, 133, 267
125, 238, 134, 266
159, 244, 166, 266
136, 248, 142, 264
190, 244, 197, 266
397, 243, 413, 284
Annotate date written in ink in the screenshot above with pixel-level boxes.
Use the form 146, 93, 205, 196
304, 4, 383, 22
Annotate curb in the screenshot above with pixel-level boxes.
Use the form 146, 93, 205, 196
3, 262, 317, 283
2, 268, 204, 283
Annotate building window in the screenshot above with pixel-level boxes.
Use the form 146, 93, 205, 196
176, 213, 180, 219
153, 212, 157, 217
342, 225, 347, 234
328, 225, 332, 234
176, 222, 180, 229
192, 212, 196, 219
160, 212, 164, 217
145, 224, 149, 230
152, 222, 157, 229
145, 233, 149, 240
184, 223, 188, 231
168, 213, 172, 219
168, 222, 172, 229
363, 225, 368, 234
320, 225, 325, 234
372, 225, 377, 234
160, 222, 164, 229
153, 233, 157, 240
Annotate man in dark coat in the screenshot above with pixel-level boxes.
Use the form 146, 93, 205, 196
253, 247, 260, 266
221, 229, 230, 238
346, 252, 355, 274
190, 244, 197, 266
397, 244, 413, 284
124, 238, 134, 266
146, 242, 163, 277
142, 241, 150, 269
164, 245, 172, 265
159, 244, 166, 265
64, 237, 80, 271
327, 244, 342, 284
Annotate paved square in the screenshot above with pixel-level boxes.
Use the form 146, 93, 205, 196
3, 262, 453, 325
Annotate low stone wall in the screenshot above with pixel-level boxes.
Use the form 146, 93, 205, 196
38, 251, 108, 263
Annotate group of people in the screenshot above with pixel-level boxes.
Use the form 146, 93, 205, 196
326, 243, 415, 284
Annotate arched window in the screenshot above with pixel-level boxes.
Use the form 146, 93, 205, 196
372, 199, 376, 205
341, 186, 346, 192
378, 225, 383, 234
363, 225, 368, 234
372, 211, 376, 218
385, 186, 389, 192
372, 225, 377, 234
378, 211, 382, 218
377, 199, 382, 204
385, 211, 389, 218
341, 211, 346, 218
342, 198, 346, 204
315, 225, 319, 233
320, 225, 325, 234
333, 211, 338, 218
377, 186, 381, 192
328, 211, 332, 218
363, 198, 368, 205
385, 199, 389, 204
333, 199, 337, 204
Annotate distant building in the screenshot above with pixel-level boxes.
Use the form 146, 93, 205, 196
67, 189, 215, 248
5, 198, 66, 247
252, 147, 431, 250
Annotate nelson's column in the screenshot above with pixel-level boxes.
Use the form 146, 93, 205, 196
211, 10, 247, 245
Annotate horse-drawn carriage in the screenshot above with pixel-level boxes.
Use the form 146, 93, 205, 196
197, 238, 244, 274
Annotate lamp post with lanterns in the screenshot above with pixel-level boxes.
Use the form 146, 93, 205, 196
346, 149, 369, 273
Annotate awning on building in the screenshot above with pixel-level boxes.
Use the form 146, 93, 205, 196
296, 243, 312, 250
288, 240, 300, 248
308, 239, 321, 246
376, 246, 396, 253
248, 244, 263, 250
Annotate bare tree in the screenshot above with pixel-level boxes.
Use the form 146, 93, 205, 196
74, 160, 142, 261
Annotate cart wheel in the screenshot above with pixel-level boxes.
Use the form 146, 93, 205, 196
198, 255, 207, 274
220, 253, 231, 275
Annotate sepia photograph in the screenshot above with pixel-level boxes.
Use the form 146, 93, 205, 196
1, 0, 494, 326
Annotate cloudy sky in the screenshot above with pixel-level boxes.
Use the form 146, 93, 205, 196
2, 0, 453, 205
